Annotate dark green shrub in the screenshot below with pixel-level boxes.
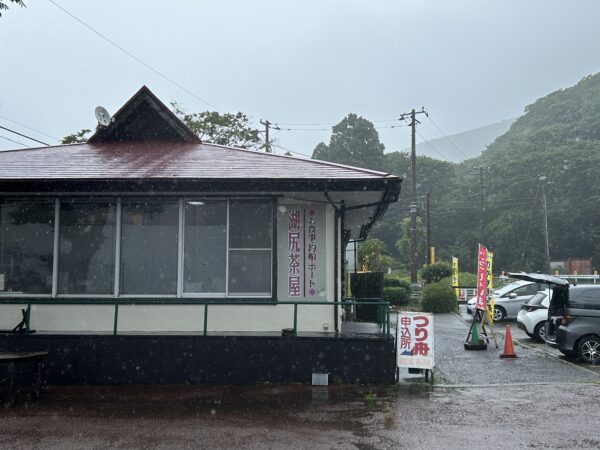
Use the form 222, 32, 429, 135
420, 262, 453, 284
383, 286, 410, 306
439, 272, 477, 288
383, 276, 412, 291
420, 282, 457, 313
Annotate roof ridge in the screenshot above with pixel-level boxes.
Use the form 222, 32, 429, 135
201, 142, 393, 177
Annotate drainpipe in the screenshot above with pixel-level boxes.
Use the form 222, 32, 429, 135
324, 192, 341, 334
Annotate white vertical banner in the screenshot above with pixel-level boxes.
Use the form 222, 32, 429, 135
278, 204, 327, 300
396, 312, 434, 370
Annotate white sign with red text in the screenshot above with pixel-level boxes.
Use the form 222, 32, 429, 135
396, 312, 434, 370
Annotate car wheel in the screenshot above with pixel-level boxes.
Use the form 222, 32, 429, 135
533, 322, 546, 342
577, 335, 600, 365
493, 306, 505, 322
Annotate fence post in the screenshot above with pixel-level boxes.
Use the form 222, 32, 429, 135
387, 304, 391, 336
25, 303, 31, 335
113, 303, 119, 336
203, 303, 208, 336
293, 303, 298, 336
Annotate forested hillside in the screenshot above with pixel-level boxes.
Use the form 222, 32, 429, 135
369, 73, 600, 273
406, 118, 514, 163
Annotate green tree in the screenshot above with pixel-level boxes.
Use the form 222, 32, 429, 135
420, 261, 453, 284
172, 103, 261, 149
395, 217, 426, 269
311, 113, 384, 171
62, 129, 91, 144
358, 239, 393, 272
0, 0, 24, 17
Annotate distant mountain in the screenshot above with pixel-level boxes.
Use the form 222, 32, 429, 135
405, 119, 515, 162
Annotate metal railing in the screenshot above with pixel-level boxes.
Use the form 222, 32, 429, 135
0, 298, 391, 337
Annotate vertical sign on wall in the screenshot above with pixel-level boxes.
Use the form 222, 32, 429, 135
288, 209, 303, 297
280, 205, 326, 300
306, 209, 318, 296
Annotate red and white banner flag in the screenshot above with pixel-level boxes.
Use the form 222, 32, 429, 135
476, 244, 488, 311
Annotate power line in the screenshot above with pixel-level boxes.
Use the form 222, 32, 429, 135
415, 130, 451, 161
519, 178, 541, 267
47, 0, 220, 112
0, 135, 29, 148
426, 115, 471, 160
272, 124, 404, 132
0, 125, 50, 146
0, 114, 59, 141
271, 144, 310, 158
273, 118, 401, 127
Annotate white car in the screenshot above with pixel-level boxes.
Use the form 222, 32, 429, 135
466, 279, 549, 321
516, 291, 551, 342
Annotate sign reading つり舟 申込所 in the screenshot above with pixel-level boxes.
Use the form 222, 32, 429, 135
397, 312, 434, 370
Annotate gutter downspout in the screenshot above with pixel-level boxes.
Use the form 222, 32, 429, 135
324, 192, 341, 334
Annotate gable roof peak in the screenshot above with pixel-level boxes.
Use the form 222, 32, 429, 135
88, 85, 200, 144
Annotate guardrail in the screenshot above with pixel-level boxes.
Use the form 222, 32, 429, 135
0, 298, 391, 337
557, 274, 599, 284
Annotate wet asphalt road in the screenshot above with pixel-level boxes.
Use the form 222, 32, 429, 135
1, 311, 599, 450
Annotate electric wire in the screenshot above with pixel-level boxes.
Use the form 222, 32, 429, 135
0, 125, 50, 146
0, 115, 59, 141
415, 130, 451, 160
47, 0, 221, 112
426, 115, 472, 160
0, 134, 29, 148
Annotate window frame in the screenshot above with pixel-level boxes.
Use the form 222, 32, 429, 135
0, 195, 277, 302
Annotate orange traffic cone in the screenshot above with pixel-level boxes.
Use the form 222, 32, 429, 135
499, 324, 518, 358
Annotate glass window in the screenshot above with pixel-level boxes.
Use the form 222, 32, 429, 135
0, 200, 54, 294
229, 200, 272, 249
525, 292, 546, 306
228, 200, 272, 296
569, 288, 600, 307
120, 200, 178, 295
228, 250, 271, 295
58, 201, 116, 294
184, 201, 227, 294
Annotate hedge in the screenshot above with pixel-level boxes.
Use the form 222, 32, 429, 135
420, 282, 457, 313
383, 286, 410, 306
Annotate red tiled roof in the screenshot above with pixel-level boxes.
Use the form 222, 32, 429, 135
0, 142, 396, 181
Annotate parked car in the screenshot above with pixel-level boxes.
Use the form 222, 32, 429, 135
510, 272, 600, 364
466, 279, 547, 320
516, 291, 551, 342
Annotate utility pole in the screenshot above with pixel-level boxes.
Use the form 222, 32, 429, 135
426, 192, 432, 265
540, 176, 550, 273
260, 119, 271, 153
399, 107, 428, 284
479, 166, 485, 245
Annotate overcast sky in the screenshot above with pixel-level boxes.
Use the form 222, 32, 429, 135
1, 0, 600, 156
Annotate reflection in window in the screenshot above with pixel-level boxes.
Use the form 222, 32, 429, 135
121, 200, 178, 295
0, 200, 54, 294
58, 201, 116, 294
184, 201, 227, 294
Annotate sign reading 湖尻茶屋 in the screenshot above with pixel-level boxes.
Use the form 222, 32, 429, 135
396, 312, 434, 370
278, 204, 326, 300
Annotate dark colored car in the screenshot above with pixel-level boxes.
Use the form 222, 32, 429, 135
545, 285, 600, 364
509, 272, 600, 364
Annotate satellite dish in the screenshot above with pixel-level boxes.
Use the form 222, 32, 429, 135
95, 106, 112, 126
